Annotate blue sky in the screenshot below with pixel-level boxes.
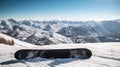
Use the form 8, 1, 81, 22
0, 0, 120, 21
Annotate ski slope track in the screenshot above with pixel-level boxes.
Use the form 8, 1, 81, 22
0, 33, 120, 67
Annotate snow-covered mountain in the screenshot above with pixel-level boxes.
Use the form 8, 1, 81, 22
0, 19, 73, 45
0, 19, 120, 45
0, 33, 120, 67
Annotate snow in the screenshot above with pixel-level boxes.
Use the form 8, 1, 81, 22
49, 33, 73, 44
0, 33, 120, 67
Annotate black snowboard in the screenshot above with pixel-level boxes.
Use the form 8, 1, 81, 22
14, 48, 92, 60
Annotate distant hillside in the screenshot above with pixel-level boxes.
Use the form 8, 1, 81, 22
0, 19, 120, 45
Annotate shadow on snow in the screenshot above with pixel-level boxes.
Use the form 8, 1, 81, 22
0, 58, 88, 66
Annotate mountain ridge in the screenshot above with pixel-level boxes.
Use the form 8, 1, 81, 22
0, 19, 120, 45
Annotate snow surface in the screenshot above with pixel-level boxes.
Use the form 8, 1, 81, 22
0, 34, 120, 67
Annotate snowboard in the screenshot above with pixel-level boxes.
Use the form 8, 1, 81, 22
14, 48, 92, 60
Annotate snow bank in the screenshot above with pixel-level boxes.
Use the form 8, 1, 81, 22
0, 33, 14, 46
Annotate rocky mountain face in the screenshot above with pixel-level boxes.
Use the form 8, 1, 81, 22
0, 19, 120, 45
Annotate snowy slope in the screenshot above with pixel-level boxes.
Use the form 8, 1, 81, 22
0, 34, 120, 67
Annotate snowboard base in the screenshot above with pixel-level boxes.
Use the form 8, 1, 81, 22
15, 48, 92, 60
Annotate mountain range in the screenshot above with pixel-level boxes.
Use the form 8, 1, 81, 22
0, 19, 120, 45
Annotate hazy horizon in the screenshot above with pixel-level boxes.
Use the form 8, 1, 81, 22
0, 0, 120, 21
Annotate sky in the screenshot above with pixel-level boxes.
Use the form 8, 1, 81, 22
0, 0, 120, 21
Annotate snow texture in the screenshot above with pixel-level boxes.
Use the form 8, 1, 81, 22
0, 33, 120, 67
